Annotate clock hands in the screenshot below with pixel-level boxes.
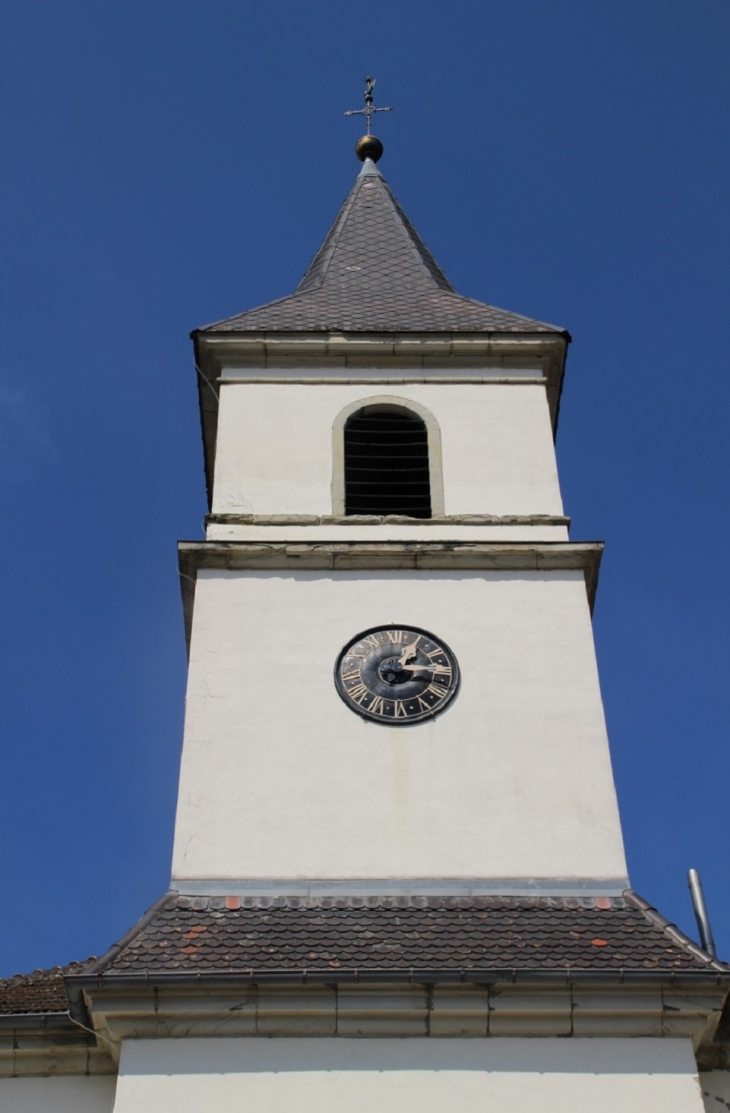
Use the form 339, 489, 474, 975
392, 642, 450, 676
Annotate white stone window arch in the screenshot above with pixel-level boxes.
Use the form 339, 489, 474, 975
332, 395, 445, 517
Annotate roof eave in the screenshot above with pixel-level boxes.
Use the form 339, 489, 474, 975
71, 966, 730, 988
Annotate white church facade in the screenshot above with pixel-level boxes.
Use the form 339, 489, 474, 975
2, 106, 729, 1111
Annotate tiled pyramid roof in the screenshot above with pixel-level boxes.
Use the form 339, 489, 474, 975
200, 161, 565, 335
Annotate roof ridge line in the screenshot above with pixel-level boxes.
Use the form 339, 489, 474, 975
381, 177, 454, 293
295, 176, 366, 294
79, 891, 176, 977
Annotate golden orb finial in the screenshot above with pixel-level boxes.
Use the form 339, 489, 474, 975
355, 134, 384, 163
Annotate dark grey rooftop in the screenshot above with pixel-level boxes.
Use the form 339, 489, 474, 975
199, 160, 566, 336
3, 892, 724, 1015
81, 891, 723, 979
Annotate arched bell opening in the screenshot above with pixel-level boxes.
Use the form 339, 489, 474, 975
331, 395, 445, 518
344, 405, 432, 518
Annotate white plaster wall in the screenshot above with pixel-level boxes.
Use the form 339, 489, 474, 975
172, 568, 626, 882
211, 381, 564, 519
700, 1070, 730, 1111
0, 1076, 116, 1112
205, 523, 570, 542
112, 1037, 704, 1113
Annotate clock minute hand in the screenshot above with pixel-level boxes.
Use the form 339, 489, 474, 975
400, 662, 450, 675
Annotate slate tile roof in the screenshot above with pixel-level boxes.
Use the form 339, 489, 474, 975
199, 162, 565, 336
0, 962, 88, 1015
80, 892, 723, 978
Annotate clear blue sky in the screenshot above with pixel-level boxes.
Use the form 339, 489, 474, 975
1, 0, 728, 976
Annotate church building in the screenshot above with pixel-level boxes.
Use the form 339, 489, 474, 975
2, 84, 729, 1112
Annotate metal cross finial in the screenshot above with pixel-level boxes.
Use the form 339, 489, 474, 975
344, 76, 392, 136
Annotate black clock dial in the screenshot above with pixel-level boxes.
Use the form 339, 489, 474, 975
335, 626, 459, 725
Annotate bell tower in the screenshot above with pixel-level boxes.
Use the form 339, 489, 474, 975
173, 146, 626, 897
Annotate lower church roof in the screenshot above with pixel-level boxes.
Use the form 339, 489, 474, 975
84, 892, 725, 978
2, 892, 724, 1017
0, 962, 88, 1016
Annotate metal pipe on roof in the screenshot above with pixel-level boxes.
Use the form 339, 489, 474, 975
688, 869, 717, 957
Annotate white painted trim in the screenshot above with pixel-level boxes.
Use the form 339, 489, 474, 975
219, 375, 549, 385
172, 878, 631, 897
331, 395, 445, 517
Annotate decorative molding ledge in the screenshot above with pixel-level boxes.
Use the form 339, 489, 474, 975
206, 513, 571, 527
179, 539, 601, 571
0, 1015, 114, 1077
197, 331, 568, 359
80, 979, 727, 1057
218, 375, 549, 385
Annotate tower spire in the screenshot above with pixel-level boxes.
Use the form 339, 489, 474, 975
344, 76, 392, 163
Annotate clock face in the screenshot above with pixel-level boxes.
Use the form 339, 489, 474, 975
335, 626, 459, 725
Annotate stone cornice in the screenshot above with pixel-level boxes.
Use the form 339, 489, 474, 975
0, 1014, 114, 1077
206, 513, 571, 527
194, 330, 568, 363
80, 978, 727, 1059
178, 539, 601, 573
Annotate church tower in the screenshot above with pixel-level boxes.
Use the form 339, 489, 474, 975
2, 85, 728, 1113
173, 146, 626, 893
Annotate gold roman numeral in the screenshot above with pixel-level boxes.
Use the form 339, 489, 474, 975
417, 696, 430, 712
426, 646, 445, 660
393, 701, 408, 718
364, 634, 380, 650
347, 682, 369, 705
385, 629, 403, 643
426, 681, 449, 699
369, 695, 386, 715
341, 668, 361, 683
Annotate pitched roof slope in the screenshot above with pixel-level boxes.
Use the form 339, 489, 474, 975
80, 892, 725, 978
5, 892, 724, 1012
0, 961, 89, 1015
200, 161, 565, 335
